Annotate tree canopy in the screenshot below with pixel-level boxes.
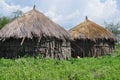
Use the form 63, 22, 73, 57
0, 16, 11, 29
104, 22, 120, 39
12, 10, 23, 20
0, 10, 23, 29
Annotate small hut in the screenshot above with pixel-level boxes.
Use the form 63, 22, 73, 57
0, 6, 71, 59
69, 17, 117, 57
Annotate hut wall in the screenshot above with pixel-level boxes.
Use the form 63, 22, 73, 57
0, 38, 38, 58
37, 39, 71, 60
71, 39, 115, 58
0, 38, 71, 59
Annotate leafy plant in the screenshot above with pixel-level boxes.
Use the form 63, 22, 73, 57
0, 44, 119, 80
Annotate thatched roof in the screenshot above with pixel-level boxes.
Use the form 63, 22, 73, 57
69, 17, 117, 41
0, 6, 70, 41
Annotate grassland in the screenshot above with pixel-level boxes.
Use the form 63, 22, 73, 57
0, 45, 120, 80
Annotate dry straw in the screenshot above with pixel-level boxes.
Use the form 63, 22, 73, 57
69, 16, 117, 41
0, 7, 70, 41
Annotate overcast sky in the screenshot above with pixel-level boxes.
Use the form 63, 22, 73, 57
0, 0, 120, 30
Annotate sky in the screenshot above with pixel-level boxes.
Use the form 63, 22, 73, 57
0, 0, 120, 30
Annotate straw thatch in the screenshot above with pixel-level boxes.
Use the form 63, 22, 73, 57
0, 6, 71, 59
0, 8, 69, 40
69, 17, 117, 57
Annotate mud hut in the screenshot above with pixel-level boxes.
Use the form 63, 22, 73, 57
69, 17, 117, 57
0, 6, 71, 59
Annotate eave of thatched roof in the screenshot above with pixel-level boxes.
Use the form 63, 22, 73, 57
68, 17, 117, 41
0, 7, 70, 41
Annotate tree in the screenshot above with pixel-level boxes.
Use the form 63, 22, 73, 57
104, 22, 120, 39
0, 10, 23, 29
12, 10, 23, 19
0, 16, 11, 29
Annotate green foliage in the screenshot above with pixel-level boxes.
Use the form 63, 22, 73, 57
0, 10, 23, 29
12, 10, 23, 20
0, 16, 11, 29
104, 22, 120, 39
0, 45, 120, 80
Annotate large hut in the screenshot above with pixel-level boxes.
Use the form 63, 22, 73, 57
69, 17, 117, 58
0, 6, 71, 59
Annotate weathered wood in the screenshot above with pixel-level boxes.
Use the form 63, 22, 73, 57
0, 38, 71, 59
71, 39, 115, 58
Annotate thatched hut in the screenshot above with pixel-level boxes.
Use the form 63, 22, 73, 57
69, 17, 117, 57
0, 6, 71, 59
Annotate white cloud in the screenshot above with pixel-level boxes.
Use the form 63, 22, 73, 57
41, 0, 120, 29
0, 0, 31, 16
0, 0, 120, 30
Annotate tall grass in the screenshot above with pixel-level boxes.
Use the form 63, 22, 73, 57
0, 45, 120, 80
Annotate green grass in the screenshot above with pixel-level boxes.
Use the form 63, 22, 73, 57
0, 45, 120, 80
